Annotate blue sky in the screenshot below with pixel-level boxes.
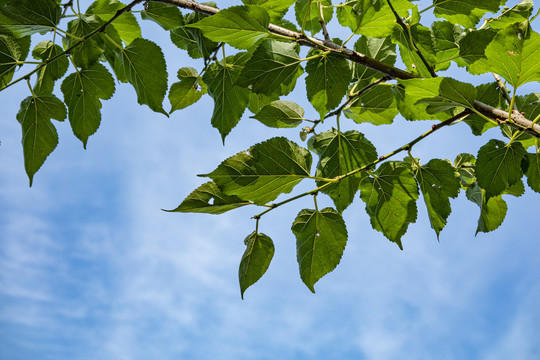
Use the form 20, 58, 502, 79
1, 1, 540, 359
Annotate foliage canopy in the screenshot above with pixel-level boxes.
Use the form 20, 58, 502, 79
1, 0, 540, 297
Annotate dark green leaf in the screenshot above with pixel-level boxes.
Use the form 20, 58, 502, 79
239, 232, 274, 299
115, 38, 168, 115
237, 40, 303, 96
31, 41, 69, 95
431, 21, 466, 71
458, 28, 497, 75
242, 0, 295, 21
166, 181, 250, 214
0, 34, 20, 87
344, 85, 399, 125
476, 139, 527, 198
359, 162, 419, 249
66, 15, 104, 69
251, 100, 304, 128
412, 159, 460, 237
433, 0, 501, 28
61, 63, 115, 147
466, 183, 507, 234
16, 94, 67, 186
310, 129, 378, 212
0, 0, 61, 37
294, 0, 333, 35
464, 83, 502, 135
305, 52, 352, 118
203, 59, 250, 140
141, 2, 183, 30
291, 207, 347, 293
86, 0, 141, 44
169, 67, 206, 113
187, 5, 272, 49
525, 153, 540, 193
202, 137, 312, 205
247, 92, 279, 114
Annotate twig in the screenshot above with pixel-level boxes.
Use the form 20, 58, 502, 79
492, 73, 518, 111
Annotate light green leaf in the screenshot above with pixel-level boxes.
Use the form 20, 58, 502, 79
353, 36, 396, 83
239, 232, 274, 299
66, 15, 104, 69
433, 0, 501, 28
251, 100, 304, 128
86, 0, 141, 44
484, 25, 540, 88
487, 0, 534, 29
203, 59, 250, 141
294, 0, 333, 35
396, 78, 449, 120
291, 207, 347, 293
243, 0, 295, 21
31, 41, 69, 95
359, 162, 419, 249
392, 23, 436, 77
247, 92, 279, 114
503, 178, 525, 197
458, 28, 498, 75
416, 77, 477, 113
463, 83, 502, 135
454, 153, 476, 187
61, 63, 115, 147
476, 139, 527, 198
525, 153, 540, 193
0, 34, 20, 87
305, 52, 352, 118
141, 2, 183, 30
115, 38, 168, 115
169, 67, 206, 113
310, 129, 378, 213
202, 137, 312, 205
466, 183, 507, 234
431, 21, 466, 71
412, 159, 460, 238
237, 40, 303, 96
0, 0, 61, 37
344, 85, 399, 125
16, 94, 67, 186
347, 0, 414, 38
166, 181, 250, 214
187, 5, 272, 49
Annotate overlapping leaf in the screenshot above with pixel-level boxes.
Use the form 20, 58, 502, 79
416, 77, 477, 113
463, 83, 502, 135
0, 0, 61, 37
359, 162, 419, 249
466, 183, 507, 234
344, 85, 399, 125
476, 139, 526, 198
115, 38, 168, 115
16, 94, 67, 186
237, 40, 303, 96
310, 129, 378, 212
66, 15, 104, 69
167, 181, 250, 214
251, 100, 304, 128
431, 21, 466, 71
141, 2, 183, 30
31, 41, 69, 95
203, 137, 312, 205
239, 232, 275, 299
352, 36, 396, 83
169, 67, 207, 113
486, 0, 534, 29
242, 0, 295, 21
291, 208, 347, 292
458, 28, 498, 75
61, 63, 115, 147
86, 0, 141, 44
392, 23, 436, 78
294, 0, 333, 35
0, 33, 20, 87
433, 0, 501, 28
454, 153, 476, 188
525, 153, 540, 193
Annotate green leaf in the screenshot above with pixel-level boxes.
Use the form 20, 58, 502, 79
396, 78, 450, 120
61, 63, 115, 147
525, 153, 540, 193
466, 183, 507, 234
187, 5, 272, 49
202, 137, 312, 205
476, 139, 527, 198
86, 0, 141, 44
416, 77, 477, 113
0, 34, 20, 87
247, 92, 279, 114
433, 0, 501, 28
463, 83, 501, 135
203, 58, 250, 140
352, 36, 396, 83
359, 162, 419, 249
291, 207, 347, 293
294, 0, 333, 35
66, 15, 104, 69
239, 232, 274, 299
431, 21, 466, 71
487, 0, 534, 29
169, 67, 207, 113
344, 0, 414, 38
183, 11, 220, 60
392, 23, 436, 78
458, 28, 498, 75
251, 100, 304, 128
0, 0, 61, 37
305, 52, 352, 118
454, 153, 476, 188
141, 2, 183, 30
411, 159, 460, 238
242, 0, 295, 21
237, 40, 303, 96
344, 85, 399, 125
484, 25, 540, 88
166, 181, 250, 214
115, 38, 168, 115
31, 41, 69, 95
16, 94, 67, 186
310, 129, 378, 212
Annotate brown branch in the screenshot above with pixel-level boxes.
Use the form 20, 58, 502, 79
152, 0, 539, 137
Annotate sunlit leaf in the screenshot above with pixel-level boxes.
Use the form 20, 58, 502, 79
344, 85, 399, 125
86, 0, 141, 44
433, 0, 501, 28
141, 2, 183, 30
169, 67, 207, 113
294, 0, 333, 35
